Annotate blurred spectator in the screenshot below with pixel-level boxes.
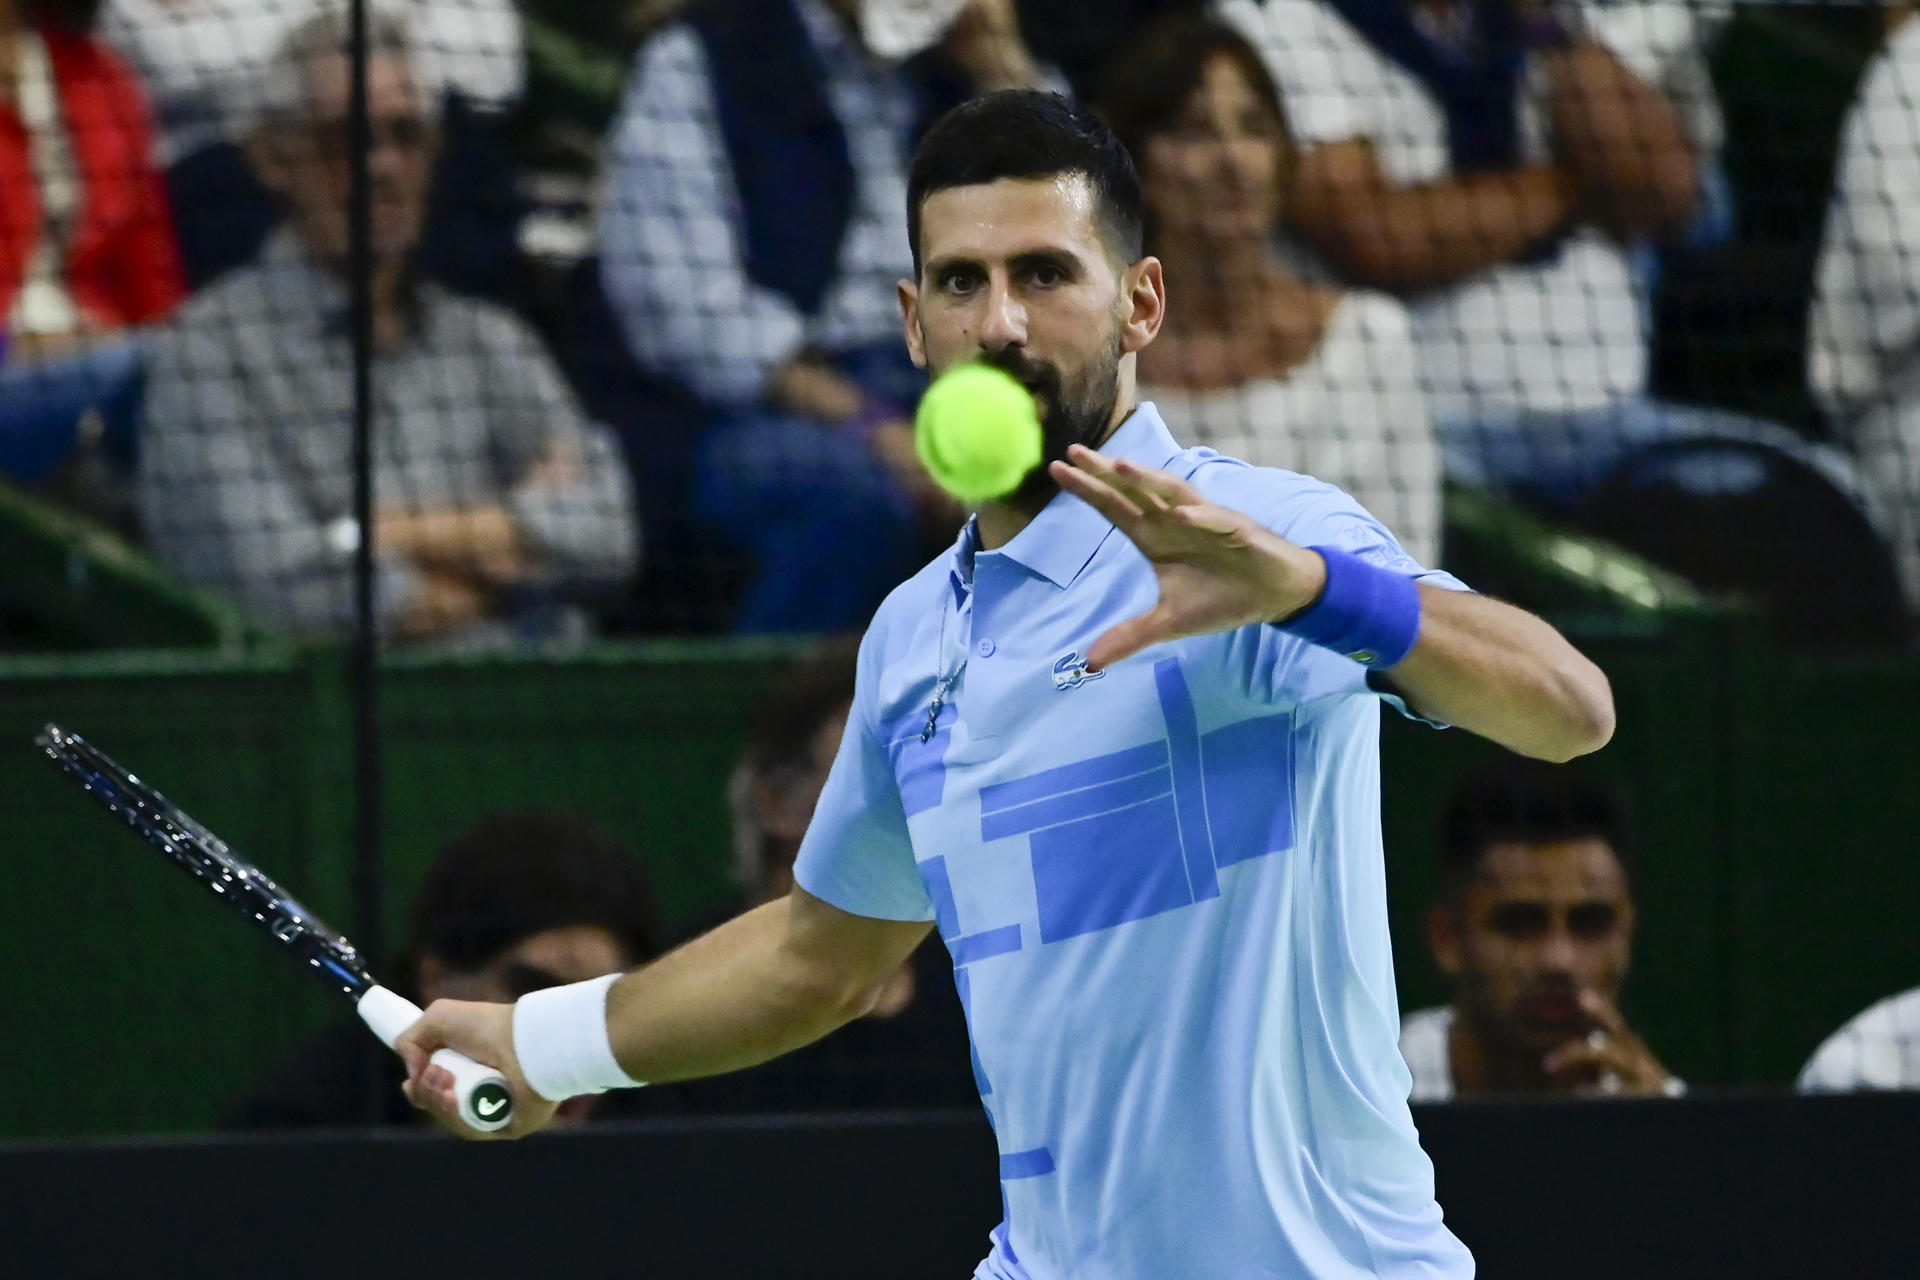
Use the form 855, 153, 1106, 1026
1581, 0, 1734, 257
138, 5, 636, 645
1799, 986, 1920, 1093
102, 0, 526, 292
0, 0, 183, 494
1101, 12, 1441, 566
1400, 760, 1681, 1100
599, 0, 1053, 633
101, 0, 523, 165
1018, 0, 1200, 97
672, 634, 979, 1111
1809, 12, 1920, 609
225, 811, 664, 1130
1222, 0, 1798, 511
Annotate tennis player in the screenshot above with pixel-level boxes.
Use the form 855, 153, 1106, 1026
399, 91, 1614, 1278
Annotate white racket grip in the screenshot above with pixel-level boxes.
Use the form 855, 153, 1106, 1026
356, 985, 516, 1133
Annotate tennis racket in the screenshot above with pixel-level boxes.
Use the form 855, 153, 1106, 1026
35, 723, 514, 1133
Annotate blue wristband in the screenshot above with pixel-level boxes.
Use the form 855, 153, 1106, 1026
1276, 546, 1422, 667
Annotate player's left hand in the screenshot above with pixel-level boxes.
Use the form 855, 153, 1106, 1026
1050, 445, 1327, 671
1539, 990, 1673, 1096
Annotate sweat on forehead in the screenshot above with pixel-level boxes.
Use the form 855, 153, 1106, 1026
915, 176, 1115, 270
907, 90, 1145, 271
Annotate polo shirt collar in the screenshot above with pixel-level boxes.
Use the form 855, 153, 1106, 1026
991, 401, 1182, 589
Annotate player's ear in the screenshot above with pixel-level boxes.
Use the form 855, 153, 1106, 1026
1119, 256, 1165, 355
1426, 902, 1465, 979
899, 278, 927, 369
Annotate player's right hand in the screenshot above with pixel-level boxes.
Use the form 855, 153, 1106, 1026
396, 998, 560, 1140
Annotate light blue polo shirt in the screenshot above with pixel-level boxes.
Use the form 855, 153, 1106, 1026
793, 403, 1474, 1279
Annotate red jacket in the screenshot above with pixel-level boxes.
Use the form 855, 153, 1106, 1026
0, 27, 184, 330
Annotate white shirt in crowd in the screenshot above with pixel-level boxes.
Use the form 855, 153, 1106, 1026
1808, 15, 1920, 601
1398, 1005, 1460, 1103
1399, 1004, 1686, 1100
1143, 291, 1442, 567
1219, 0, 1720, 424
102, 0, 525, 163
1799, 986, 1920, 1093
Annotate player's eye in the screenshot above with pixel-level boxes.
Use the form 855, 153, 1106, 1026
1567, 903, 1619, 938
940, 269, 981, 295
1025, 263, 1066, 288
1485, 903, 1549, 939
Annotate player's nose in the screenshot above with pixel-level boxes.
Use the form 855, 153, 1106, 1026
979, 277, 1028, 349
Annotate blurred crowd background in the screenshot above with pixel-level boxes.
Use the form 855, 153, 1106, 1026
9, 0, 1920, 648
1, 0, 1917, 1140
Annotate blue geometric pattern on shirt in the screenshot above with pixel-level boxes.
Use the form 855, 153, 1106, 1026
882, 698, 953, 818
951, 966, 993, 1097
954, 966, 1055, 1179
979, 659, 1294, 944
922, 855, 1023, 965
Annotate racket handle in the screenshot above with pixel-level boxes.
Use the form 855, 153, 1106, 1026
357, 985, 515, 1133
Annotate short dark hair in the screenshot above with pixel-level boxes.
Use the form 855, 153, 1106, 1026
907, 90, 1145, 273
1439, 761, 1632, 900
405, 811, 662, 978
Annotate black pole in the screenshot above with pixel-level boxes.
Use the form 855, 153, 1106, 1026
345, 0, 387, 1109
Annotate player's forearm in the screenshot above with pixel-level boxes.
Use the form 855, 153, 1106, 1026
1385, 587, 1615, 762
602, 896, 902, 1084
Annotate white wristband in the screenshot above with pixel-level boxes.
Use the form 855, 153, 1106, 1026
511, 973, 645, 1102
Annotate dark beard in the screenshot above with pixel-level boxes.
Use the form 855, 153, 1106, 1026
977, 339, 1123, 513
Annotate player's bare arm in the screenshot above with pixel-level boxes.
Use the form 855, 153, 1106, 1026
397, 887, 931, 1138
1049, 445, 1614, 764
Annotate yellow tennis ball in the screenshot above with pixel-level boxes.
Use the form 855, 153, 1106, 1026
914, 363, 1045, 505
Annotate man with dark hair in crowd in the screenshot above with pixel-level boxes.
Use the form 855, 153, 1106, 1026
225, 811, 662, 1129
1400, 759, 1680, 1099
675, 635, 978, 1111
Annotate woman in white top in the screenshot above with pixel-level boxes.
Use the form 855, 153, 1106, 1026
1098, 12, 1441, 566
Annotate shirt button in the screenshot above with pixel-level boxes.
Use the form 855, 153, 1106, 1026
976, 638, 997, 658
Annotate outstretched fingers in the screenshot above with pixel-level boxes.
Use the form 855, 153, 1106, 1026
1103, 452, 1205, 510
1085, 605, 1177, 673
1049, 457, 1145, 530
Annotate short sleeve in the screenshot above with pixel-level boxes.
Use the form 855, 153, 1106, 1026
1199, 462, 1467, 715
791, 633, 934, 923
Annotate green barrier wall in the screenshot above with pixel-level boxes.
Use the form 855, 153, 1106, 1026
1, 631, 1915, 1138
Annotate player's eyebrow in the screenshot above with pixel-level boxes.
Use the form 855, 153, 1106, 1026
923, 247, 1087, 281
1009, 248, 1084, 278
922, 254, 983, 282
